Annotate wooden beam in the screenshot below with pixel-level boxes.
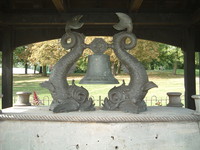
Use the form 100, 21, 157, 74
52, 0, 65, 12
130, 0, 143, 12
134, 26, 182, 47
180, 0, 188, 10
0, 12, 191, 26
182, 28, 196, 110
192, 8, 200, 24
12, 25, 183, 49
195, 29, 200, 52
1, 28, 14, 108
0, 12, 3, 24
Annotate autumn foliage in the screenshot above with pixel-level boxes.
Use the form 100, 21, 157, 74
14, 36, 182, 75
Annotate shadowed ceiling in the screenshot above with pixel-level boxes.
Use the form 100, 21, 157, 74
0, 0, 200, 48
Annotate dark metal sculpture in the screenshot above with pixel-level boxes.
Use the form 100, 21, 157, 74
79, 38, 119, 84
102, 13, 157, 113
41, 13, 157, 114
40, 15, 95, 113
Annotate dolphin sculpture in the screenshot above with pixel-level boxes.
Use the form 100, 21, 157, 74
40, 16, 94, 113
103, 13, 157, 113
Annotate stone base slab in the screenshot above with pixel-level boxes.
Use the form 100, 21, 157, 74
0, 106, 200, 150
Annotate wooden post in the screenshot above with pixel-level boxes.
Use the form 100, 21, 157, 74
183, 28, 196, 110
1, 28, 14, 108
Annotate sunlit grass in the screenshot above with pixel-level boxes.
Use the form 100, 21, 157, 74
0, 69, 199, 108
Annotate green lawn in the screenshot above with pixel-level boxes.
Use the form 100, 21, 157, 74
0, 69, 199, 108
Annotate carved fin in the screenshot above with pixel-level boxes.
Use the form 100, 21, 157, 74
53, 100, 79, 113
40, 81, 55, 92
102, 97, 111, 110
143, 81, 158, 91
49, 100, 59, 111
79, 97, 95, 111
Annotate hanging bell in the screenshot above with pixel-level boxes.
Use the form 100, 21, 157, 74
79, 54, 119, 84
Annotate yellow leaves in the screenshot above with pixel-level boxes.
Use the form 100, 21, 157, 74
129, 39, 160, 63
25, 36, 159, 68
85, 36, 118, 63
85, 36, 113, 44
28, 39, 67, 66
83, 36, 113, 57
84, 37, 159, 65
17, 49, 31, 62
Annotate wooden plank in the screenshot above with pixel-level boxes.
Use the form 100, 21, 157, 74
11, 25, 183, 50
129, 0, 143, 12
0, 12, 191, 26
1, 28, 14, 108
183, 28, 196, 110
192, 8, 200, 24
195, 29, 200, 52
52, 0, 65, 12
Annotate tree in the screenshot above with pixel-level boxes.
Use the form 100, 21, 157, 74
195, 52, 200, 69
28, 39, 68, 76
14, 46, 31, 74
171, 47, 183, 75
128, 39, 160, 70
73, 36, 94, 73
153, 44, 183, 74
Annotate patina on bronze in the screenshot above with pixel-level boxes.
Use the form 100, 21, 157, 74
102, 13, 157, 113
40, 15, 95, 113
40, 13, 157, 113
79, 38, 119, 84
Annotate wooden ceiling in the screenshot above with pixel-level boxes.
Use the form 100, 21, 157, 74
0, 0, 199, 14
0, 0, 200, 14
0, 0, 199, 26
0, 0, 199, 48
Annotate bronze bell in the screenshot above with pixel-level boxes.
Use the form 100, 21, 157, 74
79, 38, 119, 84
79, 54, 119, 84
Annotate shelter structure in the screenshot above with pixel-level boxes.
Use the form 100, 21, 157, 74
0, 0, 200, 109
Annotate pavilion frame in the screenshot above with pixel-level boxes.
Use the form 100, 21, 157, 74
0, 12, 199, 109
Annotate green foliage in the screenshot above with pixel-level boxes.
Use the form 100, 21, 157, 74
75, 57, 88, 73
195, 52, 200, 69
0, 71, 189, 109
0, 52, 2, 65
151, 44, 183, 71
10, 37, 187, 75
13, 46, 28, 67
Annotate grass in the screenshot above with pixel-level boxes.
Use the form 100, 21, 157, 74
0, 69, 200, 108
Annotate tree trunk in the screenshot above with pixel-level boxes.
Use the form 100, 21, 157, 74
112, 63, 118, 75
173, 61, 178, 75
34, 65, 37, 74
150, 62, 154, 70
42, 65, 47, 76
25, 63, 28, 74
39, 66, 42, 74
116, 61, 121, 75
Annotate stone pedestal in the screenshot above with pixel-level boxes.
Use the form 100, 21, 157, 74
167, 92, 183, 107
191, 95, 200, 114
14, 92, 32, 106
0, 106, 200, 150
